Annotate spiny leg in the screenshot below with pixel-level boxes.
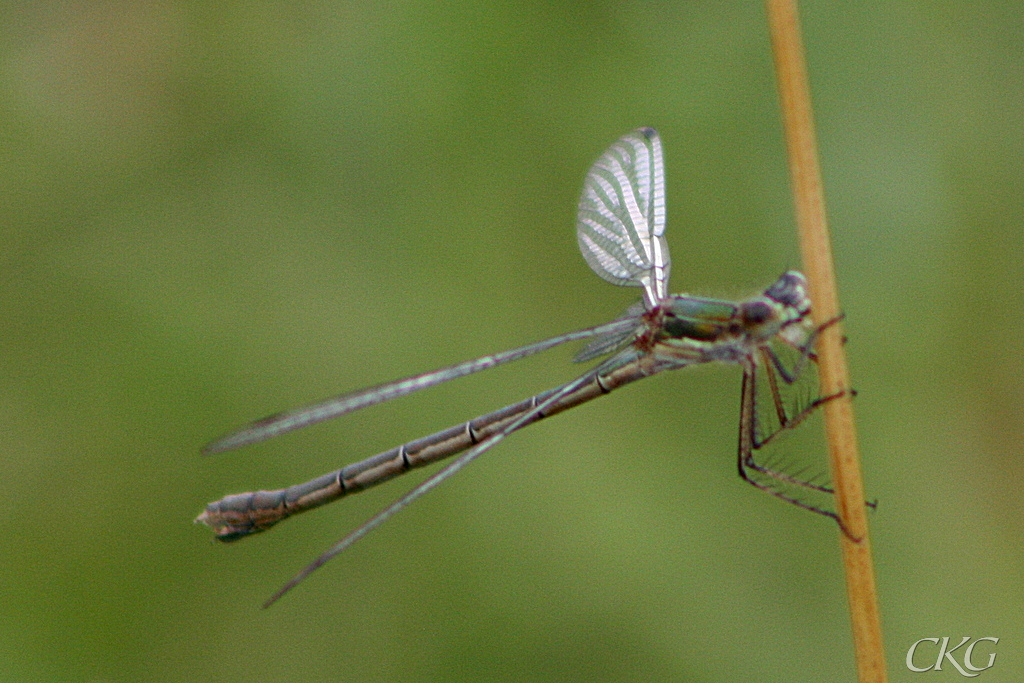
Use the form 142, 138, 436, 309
755, 349, 848, 449
753, 312, 854, 472
736, 358, 840, 521
766, 312, 845, 385
736, 356, 874, 537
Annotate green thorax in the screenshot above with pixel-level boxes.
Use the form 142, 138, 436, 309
659, 296, 738, 342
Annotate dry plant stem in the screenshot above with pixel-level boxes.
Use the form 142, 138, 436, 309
765, 1, 887, 682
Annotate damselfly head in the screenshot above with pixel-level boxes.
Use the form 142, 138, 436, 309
732, 271, 813, 346
764, 271, 815, 347
764, 271, 811, 318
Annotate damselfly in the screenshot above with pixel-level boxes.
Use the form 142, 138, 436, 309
198, 128, 846, 606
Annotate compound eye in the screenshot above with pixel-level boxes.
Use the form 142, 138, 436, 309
742, 301, 773, 325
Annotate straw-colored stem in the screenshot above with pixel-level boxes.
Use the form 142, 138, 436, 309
765, 1, 887, 681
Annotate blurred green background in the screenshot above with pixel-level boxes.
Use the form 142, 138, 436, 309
3, 1, 1022, 681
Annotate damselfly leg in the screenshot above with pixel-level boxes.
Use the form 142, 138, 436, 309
737, 315, 865, 526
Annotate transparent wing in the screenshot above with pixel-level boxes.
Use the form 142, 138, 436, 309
202, 317, 640, 453
572, 300, 645, 363
576, 127, 670, 310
